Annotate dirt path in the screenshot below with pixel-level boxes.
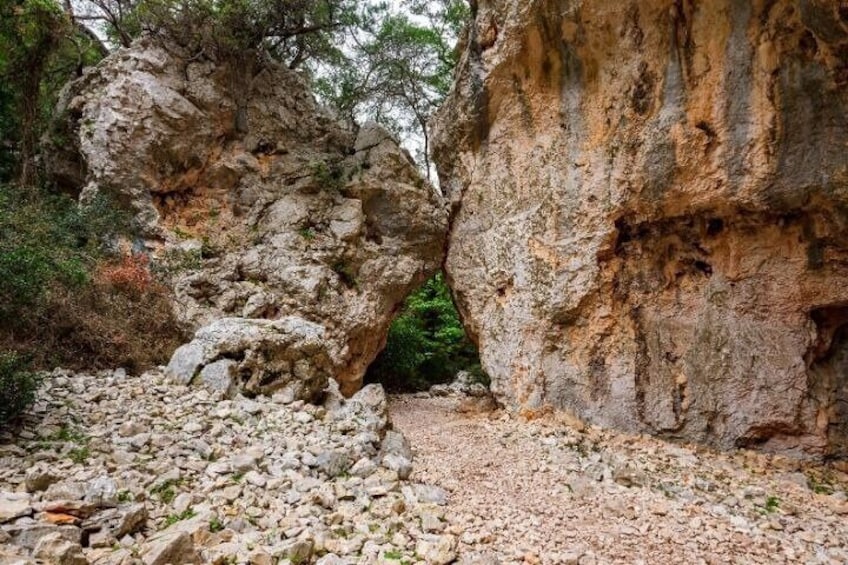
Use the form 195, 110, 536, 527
390, 395, 848, 565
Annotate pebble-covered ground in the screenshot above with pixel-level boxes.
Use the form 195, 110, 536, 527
1, 371, 847, 564
391, 395, 848, 565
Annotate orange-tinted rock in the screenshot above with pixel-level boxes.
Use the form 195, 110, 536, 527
433, 0, 848, 458
42, 512, 80, 526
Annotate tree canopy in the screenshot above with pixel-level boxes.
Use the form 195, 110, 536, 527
314, 0, 469, 180
67, 0, 469, 179
68, 0, 358, 67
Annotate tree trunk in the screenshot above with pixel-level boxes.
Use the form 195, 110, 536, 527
14, 5, 65, 187
419, 114, 432, 183
230, 52, 256, 136
17, 41, 53, 187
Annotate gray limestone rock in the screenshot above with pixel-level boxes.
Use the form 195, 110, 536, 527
32, 533, 87, 565
274, 538, 314, 565
24, 468, 59, 494
382, 454, 413, 480
46, 39, 448, 398
85, 477, 118, 507
316, 451, 351, 479
164, 343, 206, 386
197, 359, 238, 398
5, 524, 81, 551
411, 484, 449, 506
415, 534, 457, 565
166, 317, 333, 402
381, 431, 413, 461
141, 531, 201, 565
0, 493, 32, 523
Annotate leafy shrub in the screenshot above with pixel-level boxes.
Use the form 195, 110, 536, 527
332, 260, 359, 289
153, 247, 203, 278
365, 272, 485, 392
0, 186, 96, 311
30, 278, 185, 372
0, 351, 41, 427
0, 183, 185, 371
0, 185, 127, 319
310, 160, 346, 192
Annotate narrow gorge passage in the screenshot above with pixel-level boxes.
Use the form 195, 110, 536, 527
390, 395, 848, 564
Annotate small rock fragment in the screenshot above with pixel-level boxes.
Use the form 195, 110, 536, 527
141, 531, 201, 565
33, 533, 87, 565
0, 492, 32, 523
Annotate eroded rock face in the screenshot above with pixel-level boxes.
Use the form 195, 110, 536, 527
433, 0, 848, 458
46, 39, 447, 395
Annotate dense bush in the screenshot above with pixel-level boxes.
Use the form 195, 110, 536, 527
0, 352, 41, 427
0, 184, 185, 371
366, 273, 486, 392
0, 187, 95, 319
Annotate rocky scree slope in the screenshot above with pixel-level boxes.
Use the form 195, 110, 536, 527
45, 38, 448, 398
0, 370, 457, 564
433, 0, 848, 459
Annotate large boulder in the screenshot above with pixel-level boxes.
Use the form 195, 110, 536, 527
166, 317, 332, 401
45, 39, 448, 395
433, 0, 848, 458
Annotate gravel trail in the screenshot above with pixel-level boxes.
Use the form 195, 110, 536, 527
390, 395, 848, 565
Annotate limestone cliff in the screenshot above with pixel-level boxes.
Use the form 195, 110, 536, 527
46, 39, 448, 397
433, 0, 848, 458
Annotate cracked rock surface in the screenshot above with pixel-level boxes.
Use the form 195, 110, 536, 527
433, 0, 848, 458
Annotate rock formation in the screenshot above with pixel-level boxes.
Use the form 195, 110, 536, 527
433, 0, 848, 458
45, 39, 447, 397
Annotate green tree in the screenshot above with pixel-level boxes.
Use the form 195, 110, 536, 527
314, 0, 469, 180
366, 272, 483, 392
0, 0, 104, 185
0, 0, 68, 185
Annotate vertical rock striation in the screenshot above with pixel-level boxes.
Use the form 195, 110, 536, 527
433, 0, 848, 458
